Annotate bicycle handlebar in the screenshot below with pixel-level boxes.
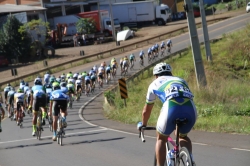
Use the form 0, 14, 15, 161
139, 127, 156, 143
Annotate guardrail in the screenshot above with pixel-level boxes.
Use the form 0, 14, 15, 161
0, 17, 227, 90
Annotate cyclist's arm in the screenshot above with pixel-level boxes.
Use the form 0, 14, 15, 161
142, 104, 154, 126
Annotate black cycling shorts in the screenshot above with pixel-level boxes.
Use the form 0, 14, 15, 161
140, 56, 143, 60
106, 70, 111, 74
167, 44, 171, 47
85, 80, 91, 85
52, 100, 67, 116
98, 74, 103, 80
8, 95, 14, 105
77, 85, 82, 91
4, 91, 8, 100
33, 95, 46, 112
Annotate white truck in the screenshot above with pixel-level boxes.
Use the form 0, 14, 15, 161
95, 1, 171, 27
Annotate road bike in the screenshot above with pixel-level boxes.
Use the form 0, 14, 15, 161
86, 83, 91, 96
122, 65, 128, 77
139, 58, 144, 68
9, 103, 14, 121
130, 59, 135, 70
68, 94, 73, 109
160, 47, 165, 57
112, 67, 117, 79
36, 109, 43, 140
57, 113, 65, 146
167, 46, 171, 55
106, 73, 111, 84
139, 118, 194, 166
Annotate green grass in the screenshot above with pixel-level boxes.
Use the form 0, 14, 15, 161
103, 24, 250, 134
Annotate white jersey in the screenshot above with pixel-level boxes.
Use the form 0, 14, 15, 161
75, 79, 82, 85
44, 74, 50, 82
14, 93, 25, 103
73, 73, 78, 78
68, 78, 75, 84
98, 66, 104, 74
146, 76, 193, 105
77, 74, 82, 80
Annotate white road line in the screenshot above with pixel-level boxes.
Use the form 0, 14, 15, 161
232, 148, 250, 152
0, 128, 107, 144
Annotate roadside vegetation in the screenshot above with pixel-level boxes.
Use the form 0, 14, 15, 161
103, 24, 250, 134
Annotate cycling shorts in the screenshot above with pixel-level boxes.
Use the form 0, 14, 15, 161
73, 77, 77, 80
7, 95, 14, 105
112, 64, 116, 69
167, 44, 171, 47
52, 100, 67, 116
77, 85, 82, 91
15, 102, 24, 111
106, 69, 111, 74
85, 79, 91, 85
33, 95, 46, 112
156, 98, 197, 136
4, 91, 8, 99
68, 87, 75, 94
98, 73, 103, 80
140, 56, 143, 60
161, 46, 165, 49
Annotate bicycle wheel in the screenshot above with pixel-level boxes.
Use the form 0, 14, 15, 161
178, 147, 193, 166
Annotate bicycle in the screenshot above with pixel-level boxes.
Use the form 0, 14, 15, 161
160, 47, 165, 57
139, 118, 194, 166
106, 73, 111, 84
167, 46, 171, 55
57, 113, 65, 146
68, 94, 73, 109
36, 109, 43, 140
9, 103, 14, 121
123, 66, 128, 76
130, 59, 135, 70
139, 59, 144, 68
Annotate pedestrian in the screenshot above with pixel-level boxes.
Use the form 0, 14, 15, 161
73, 34, 77, 47
82, 33, 86, 46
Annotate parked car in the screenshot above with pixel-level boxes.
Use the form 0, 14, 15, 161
0, 55, 9, 67
246, 2, 250, 13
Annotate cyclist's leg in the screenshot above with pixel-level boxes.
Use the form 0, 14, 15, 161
40, 95, 47, 125
52, 100, 59, 141
32, 97, 39, 136
156, 132, 168, 166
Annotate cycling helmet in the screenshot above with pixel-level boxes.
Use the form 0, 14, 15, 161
25, 82, 29, 86
60, 82, 66, 87
52, 84, 61, 90
7, 83, 10, 86
68, 80, 73, 84
56, 78, 61, 83
153, 63, 172, 75
11, 87, 15, 91
46, 71, 50, 74
17, 88, 23, 93
34, 78, 42, 85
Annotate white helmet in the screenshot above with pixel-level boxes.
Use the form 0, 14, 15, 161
153, 63, 172, 75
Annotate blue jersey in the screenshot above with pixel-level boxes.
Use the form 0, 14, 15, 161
129, 54, 135, 60
148, 48, 152, 54
106, 66, 111, 71
167, 40, 172, 45
89, 70, 95, 76
31, 85, 46, 98
85, 76, 90, 81
50, 90, 69, 101
4, 86, 11, 92
151, 46, 155, 51
7, 90, 15, 96
23, 86, 30, 93
161, 42, 165, 47
139, 51, 144, 57
61, 87, 68, 94
154, 44, 159, 49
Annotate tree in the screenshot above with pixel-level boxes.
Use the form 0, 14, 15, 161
0, 16, 31, 62
76, 18, 96, 34
19, 19, 50, 45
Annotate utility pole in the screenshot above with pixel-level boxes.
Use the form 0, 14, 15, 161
184, 0, 207, 88
108, 0, 117, 41
199, 0, 212, 62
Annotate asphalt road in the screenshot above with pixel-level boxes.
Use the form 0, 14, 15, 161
0, 13, 250, 166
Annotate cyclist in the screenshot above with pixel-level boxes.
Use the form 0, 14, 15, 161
122, 56, 129, 73
73, 72, 79, 80
60, 82, 68, 94
111, 58, 118, 77
75, 77, 82, 100
148, 47, 152, 60
0, 99, 5, 132
44, 82, 53, 108
166, 39, 172, 53
93, 65, 98, 74
68, 76, 75, 85
154, 43, 159, 56
85, 74, 92, 94
4, 83, 12, 106
61, 73, 66, 82
139, 50, 145, 66
137, 62, 196, 166
23, 82, 30, 94
160, 41, 166, 56
119, 58, 123, 69
82, 71, 87, 92
105, 65, 112, 83
14, 88, 26, 126
98, 64, 105, 88
49, 84, 69, 141
19, 80, 25, 90
151, 45, 156, 58
44, 71, 50, 84
56, 77, 61, 84
66, 71, 73, 80
66, 80, 75, 105
7, 87, 15, 118
30, 78, 47, 136
90, 73, 97, 90
129, 53, 136, 68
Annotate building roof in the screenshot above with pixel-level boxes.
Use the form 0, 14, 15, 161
0, 4, 46, 14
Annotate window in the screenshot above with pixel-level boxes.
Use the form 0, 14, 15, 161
27, 14, 39, 21
106, 21, 111, 25
161, 10, 166, 14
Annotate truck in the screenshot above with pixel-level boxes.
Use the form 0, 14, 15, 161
94, 1, 171, 27
48, 10, 120, 45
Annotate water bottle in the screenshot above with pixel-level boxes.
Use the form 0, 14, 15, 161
137, 122, 143, 130
167, 149, 175, 166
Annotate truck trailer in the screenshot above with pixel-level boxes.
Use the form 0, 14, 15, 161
92, 1, 171, 27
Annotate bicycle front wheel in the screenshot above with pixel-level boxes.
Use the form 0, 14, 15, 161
178, 147, 193, 166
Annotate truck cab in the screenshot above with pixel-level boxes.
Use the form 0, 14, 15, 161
103, 18, 121, 36
155, 4, 171, 25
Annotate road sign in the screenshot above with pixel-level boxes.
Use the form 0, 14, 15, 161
118, 78, 128, 99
